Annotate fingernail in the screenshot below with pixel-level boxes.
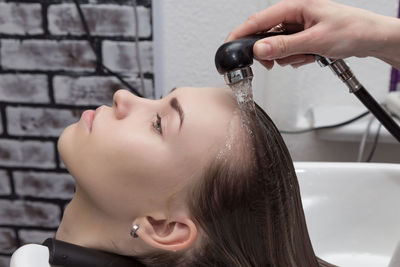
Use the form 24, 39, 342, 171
255, 43, 272, 59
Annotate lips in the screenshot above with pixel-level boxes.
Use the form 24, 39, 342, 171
81, 110, 95, 132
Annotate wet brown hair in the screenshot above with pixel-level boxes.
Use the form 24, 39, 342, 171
138, 103, 335, 267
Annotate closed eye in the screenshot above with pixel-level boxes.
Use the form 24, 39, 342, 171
153, 113, 163, 135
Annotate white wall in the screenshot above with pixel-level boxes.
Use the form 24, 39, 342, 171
153, 0, 400, 163
152, 0, 267, 101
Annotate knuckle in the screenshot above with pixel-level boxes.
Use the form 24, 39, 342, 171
246, 12, 261, 27
275, 37, 288, 57
246, 13, 258, 22
226, 31, 234, 41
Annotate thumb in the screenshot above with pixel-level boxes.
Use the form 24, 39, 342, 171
254, 31, 314, 60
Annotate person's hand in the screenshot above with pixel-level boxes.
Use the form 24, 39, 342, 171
226, 0, 394, 70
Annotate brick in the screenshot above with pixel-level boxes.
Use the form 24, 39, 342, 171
0, 170, 11, 195
0, 200, 60, 227
124, 76, 154, 99
102, 40, 153, 74
7, 107, 81, 137
59, 153, 66, 169
19, 229, 55, 245
0, 74, 49, 103
1, 39, 96, 71
0, 3, 42, 35
0, 140, 55, 168
14, 171, 74, 199
0, 256, 10, 267
54, 75, 153, 105
48, 4, 151, 37
0, 228, 16, 253
54, 76, 120, 106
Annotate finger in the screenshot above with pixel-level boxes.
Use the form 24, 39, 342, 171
258, 59, 275, 70
291, 56, 316, 68
226, 1, 300, 42
276, 54, 315, 66
276, 54, 309, 66
253, 28, 316, 60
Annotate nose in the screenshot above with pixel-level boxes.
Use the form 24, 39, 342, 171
113, 89, 146, 119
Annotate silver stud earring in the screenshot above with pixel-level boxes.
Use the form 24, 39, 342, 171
130, 224, 139, 238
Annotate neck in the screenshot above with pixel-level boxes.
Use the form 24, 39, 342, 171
56, 192, 147, 256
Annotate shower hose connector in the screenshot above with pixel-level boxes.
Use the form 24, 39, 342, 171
316, 55, 400, 142
316, 56, 362, 93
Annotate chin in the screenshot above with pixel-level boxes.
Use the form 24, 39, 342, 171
57, 123, 79, 172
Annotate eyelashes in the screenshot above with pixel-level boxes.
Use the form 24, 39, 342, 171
153, 113, 163, 135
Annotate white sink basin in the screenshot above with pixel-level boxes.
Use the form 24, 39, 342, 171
295, 162, 400, 267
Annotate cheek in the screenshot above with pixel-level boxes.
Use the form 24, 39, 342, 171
90, 122, 164, 170
71, 122, 172, 211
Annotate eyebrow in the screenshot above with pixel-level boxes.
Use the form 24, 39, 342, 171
170, 97, 184, 130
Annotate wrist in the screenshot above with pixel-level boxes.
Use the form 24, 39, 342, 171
368, 15, 400, 60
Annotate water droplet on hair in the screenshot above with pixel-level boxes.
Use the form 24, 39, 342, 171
229, 78, 255, 136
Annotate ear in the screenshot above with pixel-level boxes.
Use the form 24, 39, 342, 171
133, 215, 197, 251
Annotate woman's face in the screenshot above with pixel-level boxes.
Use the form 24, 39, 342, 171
58, 87, 238, 220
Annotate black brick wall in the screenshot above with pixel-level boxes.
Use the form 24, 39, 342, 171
0, 1, 153, 265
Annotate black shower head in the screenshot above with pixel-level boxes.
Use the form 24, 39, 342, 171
215, 30, 286, 84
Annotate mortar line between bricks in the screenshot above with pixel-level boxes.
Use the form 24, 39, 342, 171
0, 104, 8, 135
0, 135, 60, 141
0, 35, 153, 42
6, 169, 16, 196
15, 226, 21, 248
58, 203, 65, 222
0, 225, 58, 232
47, 74, 55, 104
0, 252, 12, 257
0, 71, 154, 80
96, 39, 103, 73
3, 0, 151, 6
0, 167, 69, 174
0, 70, 154, 78
41, 2, 49, 35
53, 141, 61, 170
0, 41, 2, 72
0, 70, 98, 75
0, 102, 98, 109
0, 196, 71, 203
0, 166, 68, 172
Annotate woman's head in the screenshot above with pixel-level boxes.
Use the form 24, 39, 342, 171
57, 86, 244, 252
57, 86, 328, 266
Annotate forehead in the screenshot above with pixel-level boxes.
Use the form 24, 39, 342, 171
169, 86, 239, 158
172, 87, 238, 130
171, 86, 237, 110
